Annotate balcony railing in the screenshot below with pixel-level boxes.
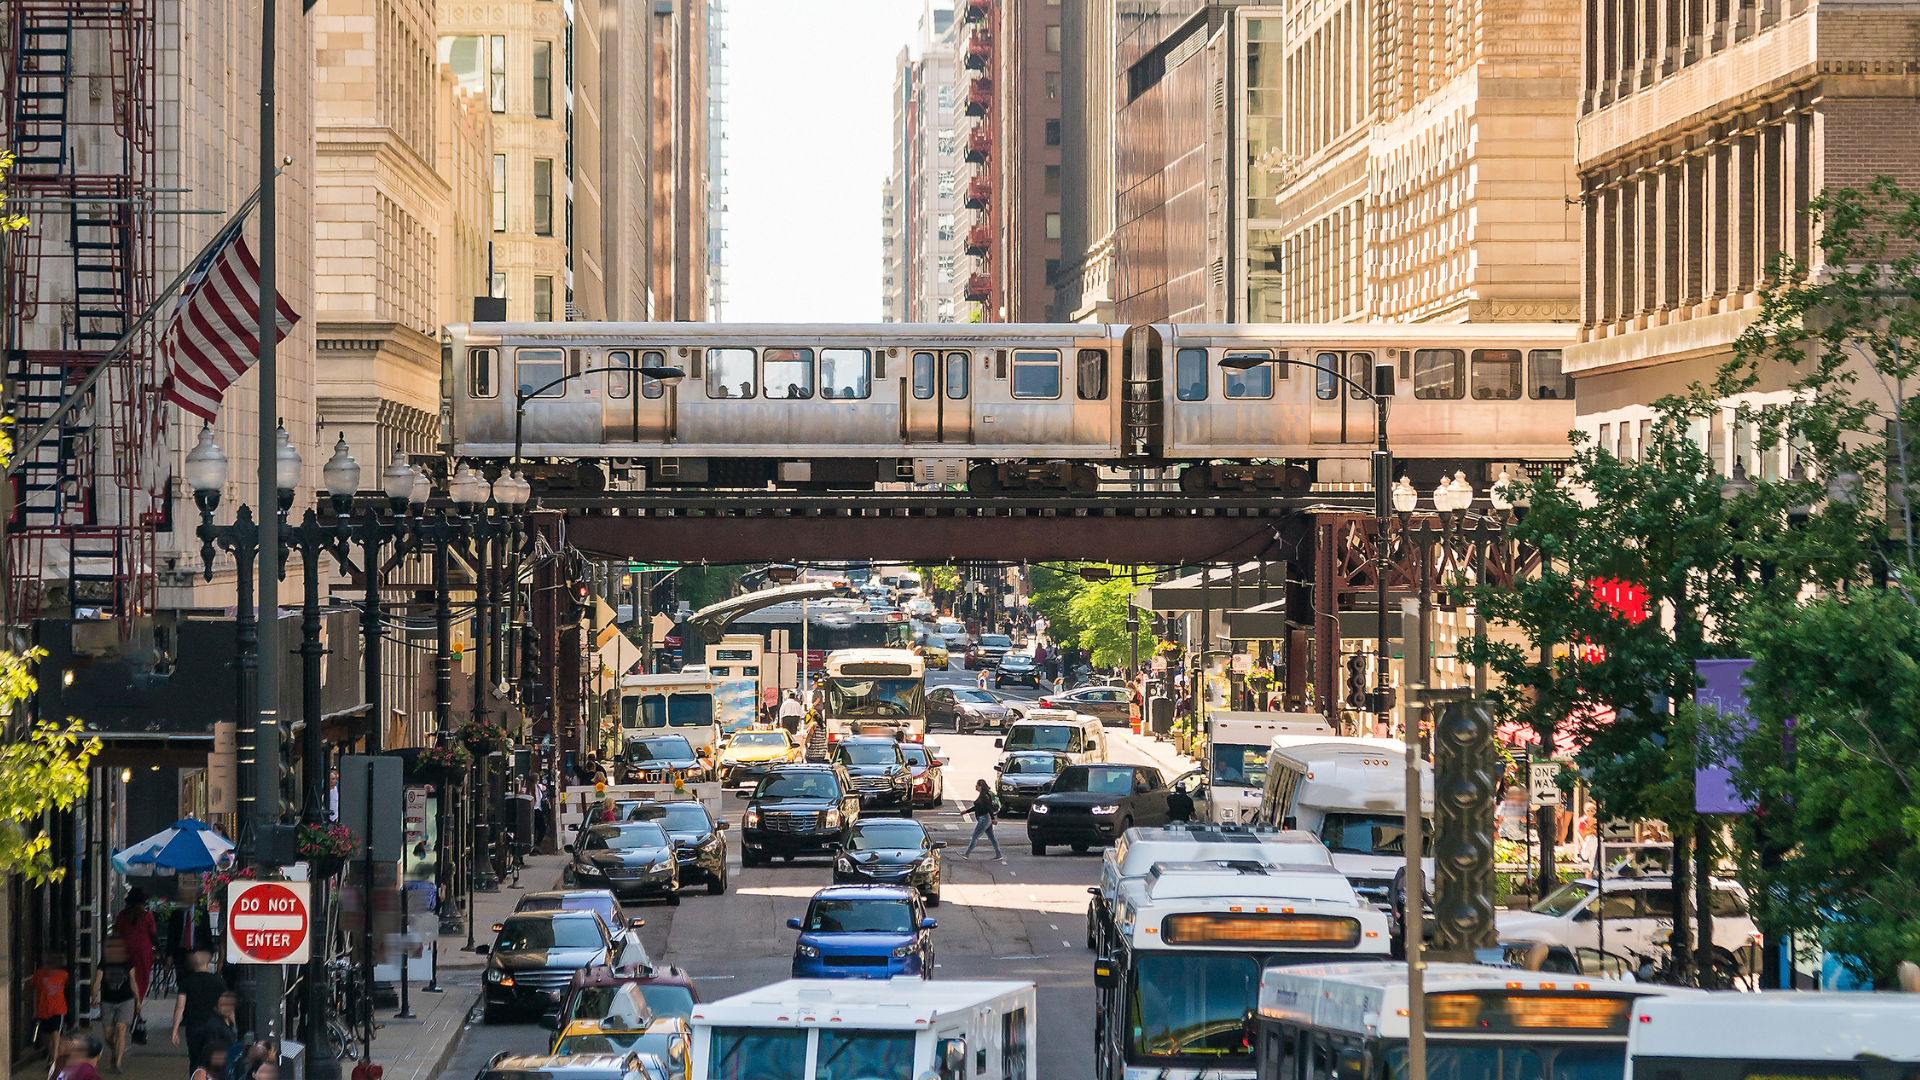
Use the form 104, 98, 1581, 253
964, 272, 992, 302
964, 77, 993, 117
965, 126, 991, 164
964, 175, 991, 210
964, 223, 992, 257
964, 0, 990, 23
964, 27, 992, 70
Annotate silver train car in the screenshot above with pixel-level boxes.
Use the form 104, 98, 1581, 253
439, 322, 1578, 491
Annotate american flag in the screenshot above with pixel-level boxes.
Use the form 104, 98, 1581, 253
160, 220, 300, 423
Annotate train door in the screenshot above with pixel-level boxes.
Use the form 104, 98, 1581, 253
1070, 347, 1111, 447
633, 349, 673, 442
903, 350, 972, 444
1124, 325, 1164, 460
1308, 350, 1383, 444
516, 346, 603, 447
941, 350, 973, 443
603, 349, 637, 441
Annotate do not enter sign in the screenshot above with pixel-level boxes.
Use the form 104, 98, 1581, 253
226, 881, 311, 965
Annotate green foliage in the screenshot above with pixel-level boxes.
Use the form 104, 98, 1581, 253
913, 565, 960, 596
0, 658, 98, 884
675, 565, 745, 611
1027, 564, 1141, 669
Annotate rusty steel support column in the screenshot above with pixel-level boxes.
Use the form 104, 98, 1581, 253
1313, 517, 1341, 726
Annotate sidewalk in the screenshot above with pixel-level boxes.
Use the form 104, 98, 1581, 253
111, 854, 568, 1080
1114, 729, 1201, 779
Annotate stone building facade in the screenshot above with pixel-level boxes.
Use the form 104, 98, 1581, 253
881, 3, 962, 324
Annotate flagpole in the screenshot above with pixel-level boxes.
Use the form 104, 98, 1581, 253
4, 184, 265, 477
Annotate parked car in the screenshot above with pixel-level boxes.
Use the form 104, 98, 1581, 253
992, 750, 1068, 816
898, 741, 946, 808
993, 652, 1041, 689
475, 1053, 667, 1080
1494, 874, 1760, 974
564, 822, 682, 905
715, 728, 800, 786
512, 889, 649, 965
617, 734, 711, 786
926, 686, 1017, 733
787, 884, 937, 979
1472, 940, 1637, 979
831, 736, 914, 816
1035, 685, 1137, 728
617, 800, 729, 896
737, 763, 861, 867
831, 818, 945, 905
964, 634, 1015, 669
1027, 764, 1172, 856
479, 911, 619, 1022
916, 635, 950, 670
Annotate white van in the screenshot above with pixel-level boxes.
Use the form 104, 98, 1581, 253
688, 978, 1037, 1080
994, 710, 1107, 768
1255, 735, 1434, 908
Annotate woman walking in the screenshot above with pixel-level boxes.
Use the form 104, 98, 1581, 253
111, 889, 157, 999
961, 779, 1001, 860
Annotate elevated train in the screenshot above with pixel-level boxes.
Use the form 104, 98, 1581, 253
440, 322, 1577, 492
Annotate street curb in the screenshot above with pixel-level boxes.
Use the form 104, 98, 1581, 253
421, 989, 481, 1080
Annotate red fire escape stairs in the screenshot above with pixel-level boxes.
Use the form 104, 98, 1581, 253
963, 176, 992, 211
964, 223, 992, 258
964, 27, 992, 71
963, 0, 991, 23
964, 76, 992, 118
964, 273, 993, 303
965, 126, 991, 165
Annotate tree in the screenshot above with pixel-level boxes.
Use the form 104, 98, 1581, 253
1025, 564, 1140, 668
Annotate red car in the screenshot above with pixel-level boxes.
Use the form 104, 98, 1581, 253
898, 742, 946, 808
548, 963, 700, 1030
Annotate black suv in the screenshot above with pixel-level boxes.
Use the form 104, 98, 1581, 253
831, 737, 914, 816
618, 734, 709, 785
994, 652, 1041, 688
737, 763, 862, 867
479, 911, 618, 1022
1028, 764, 1172, 855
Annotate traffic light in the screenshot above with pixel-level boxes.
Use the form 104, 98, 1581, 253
570, 580, 591, 616
1344, 655, 1368, 710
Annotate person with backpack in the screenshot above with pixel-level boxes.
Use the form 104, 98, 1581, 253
961, 779, 1002, 860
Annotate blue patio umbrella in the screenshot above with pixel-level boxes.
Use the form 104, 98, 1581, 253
111, 818, 236, 876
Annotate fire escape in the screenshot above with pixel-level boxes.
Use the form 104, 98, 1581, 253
3, 0, 162, 633
960, 0, 995, 315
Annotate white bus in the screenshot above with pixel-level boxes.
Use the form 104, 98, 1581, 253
1626, 992, 1920, 1079
1255, 963, 1698, 1080
820, 647, 927, 740
1255, 736, 1433, 908
1092, 860, 1389, 1080
617, 670, 727, 759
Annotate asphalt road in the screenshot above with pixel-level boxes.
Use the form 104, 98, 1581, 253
440, 661, 1185, 1080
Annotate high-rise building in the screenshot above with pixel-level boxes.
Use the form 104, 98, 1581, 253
881, 3, 961, 323
707, 0, 729, 318
1052, 0, 1114, 323
649, 0, 712, 321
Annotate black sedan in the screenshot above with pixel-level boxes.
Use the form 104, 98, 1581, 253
1028, 764, 1172, 855
832, 737, 914, 815
831, 818, 946, 906
993, 750, 1068, 816
564, 822, 682, 904
478, 911, 617, 1022
619, 734, 710, 785
619, 799, 730, 896
993, 652, 1041, 689
927, 687, 1017, 733
738, 764, 862, 867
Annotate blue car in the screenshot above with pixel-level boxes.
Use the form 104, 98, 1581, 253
787, 884, 936, 979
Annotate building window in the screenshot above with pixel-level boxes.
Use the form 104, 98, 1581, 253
488, 34, 506, 112
937, 298, 955, 322
1044, 119, 1061, 145
938, 255, 955, 283
1044, 165, 1061, 195
492, 154, 507, 232
491, 270, 505, 298
533, 41, 552, 118
938, 85, 954, 110
938, 169, 956, 199
533, 275, 554, 321
1045, 25, 1061, 52
1045, 212, 1061, 240
938, 213, 955, 241
1046, 72, 1061, 98
1045, 258, 1060, 285
533, 158, 554, 236
938, 132, 954, 155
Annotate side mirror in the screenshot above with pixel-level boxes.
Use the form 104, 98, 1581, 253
735, 790, 752, 799
1087, 887, 1101, 896
630, 917, 646, 929
786, 917, 804, 930
938, 1038, 967, 1073
932, 841, 947, 849
474, 944, 490, 955
493, 922, 504, 932
1093, 957, 1119, 989
994, 739, 1004, 748
921, 918, 938, 930
715, 821, 730, 830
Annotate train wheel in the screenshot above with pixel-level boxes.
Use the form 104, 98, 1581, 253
1069, 465, 1100, 494
1179, 464, 1212, 493
968, 463, 1002, 492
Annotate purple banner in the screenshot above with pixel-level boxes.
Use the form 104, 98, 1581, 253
1694, 658, 1754, 814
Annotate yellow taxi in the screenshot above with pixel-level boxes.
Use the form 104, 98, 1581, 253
917, 634, 950, 670
550, 1017, 690, 1080
715, 727, 801, 786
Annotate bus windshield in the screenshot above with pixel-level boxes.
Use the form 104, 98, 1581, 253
1382, 1043, 1624, 1079
1128, 953, 1259, 1061
1211, 743, 1269, 788
826, 677, 923, 719
634, 693, 715, 729
1321, 812, 1432, 857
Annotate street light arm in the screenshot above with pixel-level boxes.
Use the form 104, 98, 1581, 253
512, 365, 667, 465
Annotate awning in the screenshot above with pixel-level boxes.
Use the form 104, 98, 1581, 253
1134, 561, 1286, 612
1223, 599, 1288, 639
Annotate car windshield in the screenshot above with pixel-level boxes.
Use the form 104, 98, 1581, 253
494, 917, 602, 952
1210, 743, 1269, 788
517, 894, 617, 926
954, 689, 998, 703
1381, 1044, 1624, 1079
1006, 724, 1083, 752
980, 635, 1012, 648
1127, 953, 1259, 1060
825, 677, 924, 719
553, 1032, 640, 1054
636, 984, 695, 1020
730, 731, 787, 748
1532, 882, 1595, 917
835, 743, 903, 766
756, 772, 841, 799
583, 823, 671, 850
936, 623, 962, 636
847, 823, 928, 851
625, 803, 710, 832
898, 745, 931, 766
802, 898, 917, 934
1320, 812, 1432, 857
1004, 755, 1061, 776
923, 636, 946, 648
814, 1030, 916, 1080
1053, 765, 1136, 794
632, 693, 714, 730
626, 736, 695, 761
1000, 654, 1033, 667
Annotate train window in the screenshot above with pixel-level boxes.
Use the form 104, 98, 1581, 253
1412, 349, 1464, 400
1176, 348, 1207, 401
1224, 362, 1273, 400
944, 351, 968, 399
517, 348, 565, 398
606, 351, 632, 399
1076, 349, 1108, 400
1010, 351, 1062, 398
706, 347, 756, 399
912, 352, 937, 399
1314, 353, 1339, 401
822, 349, 872, 399
1529, 349, 1572, 399
641, 350, 665, 399
468, 348, 497, 398
1470, 349, 1522, 400
1348, 352, 1377, 399
763, 348, 815, 400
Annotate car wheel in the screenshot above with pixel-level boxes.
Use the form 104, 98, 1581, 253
481, 1003, 507, 1025
1031, 841, 1046, 857
927, 889, 941, 908
780, 854, 794, 863
708, 867, 728, 895
899, 803, 914, 819
742, 847, 762, 869
561, 864, 575, 886
1071, 844, 1088, 854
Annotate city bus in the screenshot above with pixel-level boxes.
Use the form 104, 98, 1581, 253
616, 670, 727, 760
1092, 860, 1389, 1080
1626, 992, 1920, 1078
1255, 963, 1699, 1080
820, 647, 927, 740
729, 602, 913, 669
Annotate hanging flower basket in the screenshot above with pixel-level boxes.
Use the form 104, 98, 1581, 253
1246, 666, 1276, 692
459, 721, 509, 753
417, 743, 472, 775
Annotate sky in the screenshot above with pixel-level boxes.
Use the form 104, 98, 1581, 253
719, 0, 925, 323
